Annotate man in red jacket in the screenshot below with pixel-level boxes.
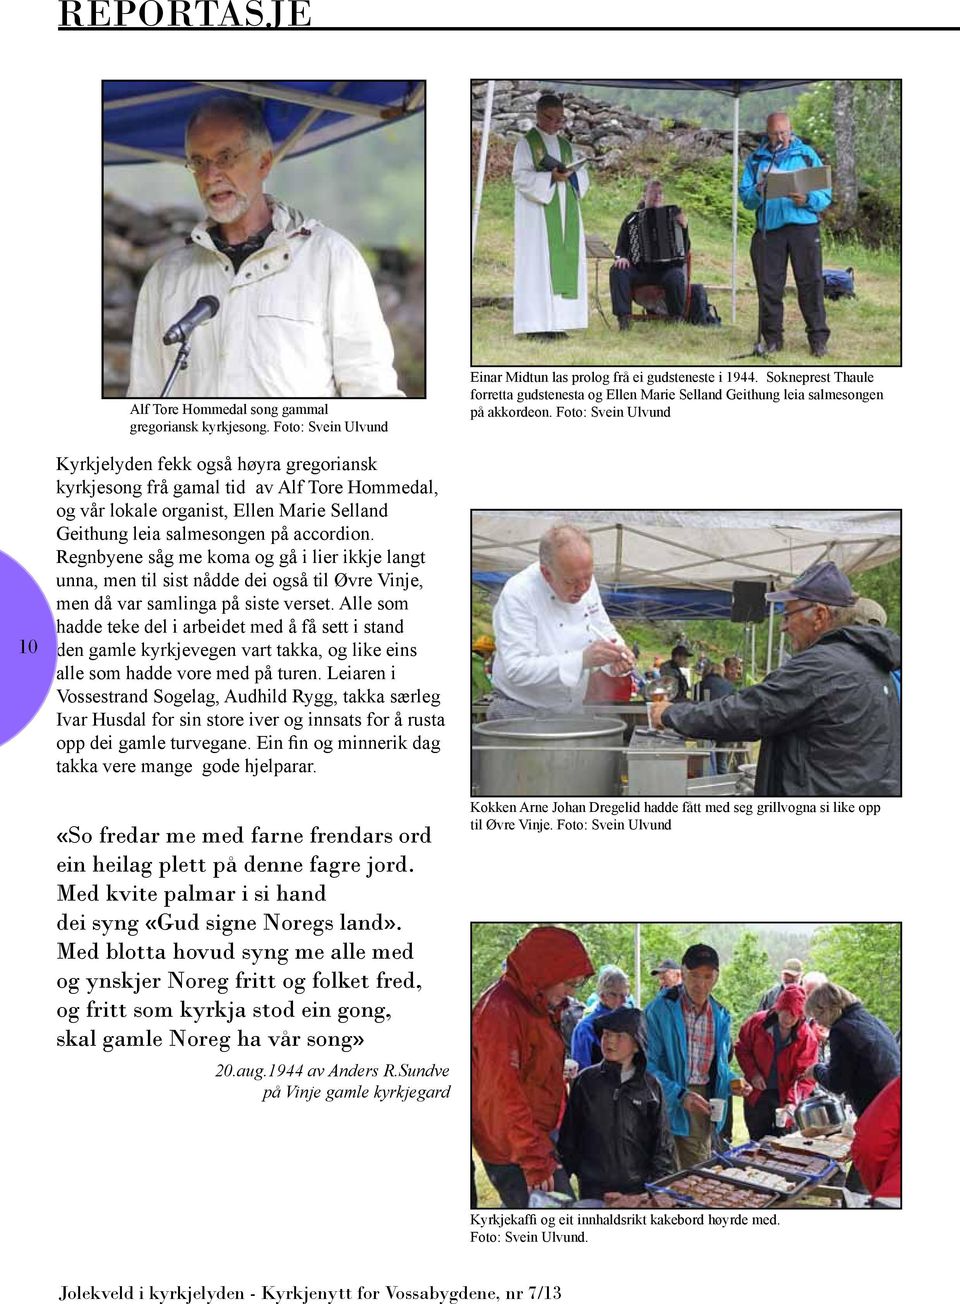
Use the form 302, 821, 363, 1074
735, 985, 819, 1140
472, 926, 594, 1207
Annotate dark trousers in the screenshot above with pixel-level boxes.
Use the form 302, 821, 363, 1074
743, 1088, 785, 1142
610, 262, 686, 320
750, 222, 829, 346
482, 1160, 574, 1209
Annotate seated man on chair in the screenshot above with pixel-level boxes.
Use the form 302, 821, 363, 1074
610, 178, 689, 330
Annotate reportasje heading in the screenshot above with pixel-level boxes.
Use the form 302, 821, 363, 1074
59, 0, 311, 26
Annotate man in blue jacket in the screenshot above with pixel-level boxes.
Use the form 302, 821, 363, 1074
740, 112, 832, 357
644, 944, 748, 1167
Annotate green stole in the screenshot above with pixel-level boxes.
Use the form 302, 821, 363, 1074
525, 128, 581, 299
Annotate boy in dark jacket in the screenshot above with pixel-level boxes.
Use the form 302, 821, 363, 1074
558, 1007, 677, 1201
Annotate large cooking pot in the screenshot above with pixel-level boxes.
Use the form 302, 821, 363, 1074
794, 1093, 846, 1133
472, 715, 626, 797
626, 728, 690, 796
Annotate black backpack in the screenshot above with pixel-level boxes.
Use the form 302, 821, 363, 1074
687, 282, 722, 327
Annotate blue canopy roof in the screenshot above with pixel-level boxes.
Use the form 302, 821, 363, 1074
103, 80, 425, 166
472, 574, 732, 621
561, 80, 813, 96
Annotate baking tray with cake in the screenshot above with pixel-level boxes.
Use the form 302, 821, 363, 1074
697, 1155, 810, 1198
768, 1132, 853, 1164
646, 1168, 779, 1209
722, 1141, 837, 1184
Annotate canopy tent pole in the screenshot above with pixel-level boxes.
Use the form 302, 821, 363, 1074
102, 140, 185, 165
103, 85, 202, 112
197, 80, 406, 120
472, 80, 496, 259
766, 598, 775, 674
731, 92, 740, 325
273, 106, 324, 163
750, 625, 757, 678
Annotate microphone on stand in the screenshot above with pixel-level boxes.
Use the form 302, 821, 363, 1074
163, 295, 220, 346
157, 296, 221, 398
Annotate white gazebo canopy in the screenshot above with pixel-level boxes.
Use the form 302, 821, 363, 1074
472, 508, 901, 592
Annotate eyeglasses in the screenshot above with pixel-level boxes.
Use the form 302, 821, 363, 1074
781, 602, 819, 623
185, 146, 252, 175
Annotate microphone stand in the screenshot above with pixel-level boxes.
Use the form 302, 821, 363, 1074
159, 338, 193, 399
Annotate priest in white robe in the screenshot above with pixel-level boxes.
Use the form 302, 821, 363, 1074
512, 94, 590, 339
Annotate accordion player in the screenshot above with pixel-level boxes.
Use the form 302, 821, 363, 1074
610, 181, 691, 329
634, 205, 687, 263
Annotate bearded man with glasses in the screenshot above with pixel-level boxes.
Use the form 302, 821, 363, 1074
128, 96, 402, 397
648, 561, 901, 796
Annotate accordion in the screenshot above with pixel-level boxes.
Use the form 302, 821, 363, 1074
632, 205, 686, 264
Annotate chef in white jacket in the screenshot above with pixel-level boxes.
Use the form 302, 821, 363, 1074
127, 95, 402, 399
512, 94, 589, 339
489, 524, 635, 719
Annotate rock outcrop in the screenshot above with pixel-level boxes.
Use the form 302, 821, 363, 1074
471, 80, 765, 175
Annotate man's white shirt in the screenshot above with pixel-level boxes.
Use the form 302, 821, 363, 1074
491, 562, 627, 712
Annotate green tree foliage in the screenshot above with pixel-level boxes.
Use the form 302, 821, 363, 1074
714, 931, 776, 1034
472, 922, 699, 1006
806, 923, 901, 1032
473, 923, 794, 1013
471, 923, 532, 1003
472, 925, 901, 1037
792, 80, 901, 200
854, 558, 901, 634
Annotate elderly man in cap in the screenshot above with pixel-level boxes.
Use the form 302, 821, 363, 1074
651, 958, 683, 991
559, 1007, 677, 1202
644, 944, 748, 1168
489, 524, 635, 720
757, 958, 804, 1012
472, 926, 594, 1208
649, 561, 901, 795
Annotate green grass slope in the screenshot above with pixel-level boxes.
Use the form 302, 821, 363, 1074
472, 166, 901, 367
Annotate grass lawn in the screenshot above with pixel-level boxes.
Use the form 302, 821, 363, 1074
472, 177, 901, 368
472, 1097, 753, 1209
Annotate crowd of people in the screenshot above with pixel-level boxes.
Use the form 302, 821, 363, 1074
471, 927, 901, 1209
